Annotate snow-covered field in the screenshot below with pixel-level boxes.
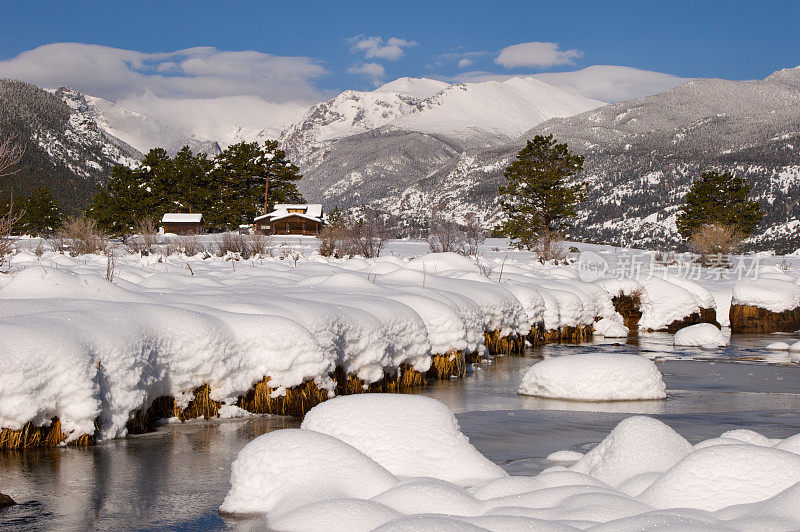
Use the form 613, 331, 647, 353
2, 236, 799, 445
219, 394, 800, 531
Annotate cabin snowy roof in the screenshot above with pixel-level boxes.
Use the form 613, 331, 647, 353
254, 204, 323, 222
162, 213, 203, 223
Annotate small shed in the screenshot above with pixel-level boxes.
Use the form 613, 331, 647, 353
161, 213, 203, 235
254, 204, 324, 235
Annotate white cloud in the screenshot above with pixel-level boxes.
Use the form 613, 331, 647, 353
457, 58, 473, 68
0, 43, 327, 102
0, 43, 329, 145
348, 35, 417, 61
347, 62, 386, 85
495, 42, 582, 69
452, 65, 694, 103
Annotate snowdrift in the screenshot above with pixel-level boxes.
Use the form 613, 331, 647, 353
221, 396, 800, 530
2, 244, 797, 447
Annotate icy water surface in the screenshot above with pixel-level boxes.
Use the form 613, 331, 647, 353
1, 333, 799, 530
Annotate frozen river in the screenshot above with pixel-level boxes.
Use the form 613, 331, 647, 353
2, 333, 800, 530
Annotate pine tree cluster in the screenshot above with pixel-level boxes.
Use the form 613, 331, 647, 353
86, 141, 305, 234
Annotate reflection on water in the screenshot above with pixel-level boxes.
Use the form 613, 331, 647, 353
1, 416, 298, 530
1, 334, 799, 530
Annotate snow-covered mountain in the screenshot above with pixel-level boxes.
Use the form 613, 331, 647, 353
278, 76, 604, 212
281, 76, 603, 157
369, 68, 800, 253
81, 94, 221, 156
5, 68, 799, 252
0, 80, 141, 210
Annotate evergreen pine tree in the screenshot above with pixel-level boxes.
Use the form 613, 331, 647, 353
498, 135, 584, 250
676, 171, 763, 239
16, 186, 61, 235
211, 140, 304, 230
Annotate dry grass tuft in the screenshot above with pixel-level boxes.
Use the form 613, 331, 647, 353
612, 291, 643, 331
237, 377, 329, 416
484, 330, 526, 355
427, 350, 466, 380
0, 418, 95, 450
181, 384, 221, 420
527, 322, 545, 347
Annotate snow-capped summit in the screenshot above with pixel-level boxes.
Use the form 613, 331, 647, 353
282, 76, 605, 159
373, 77, 451, 99
391, 77, 604, 139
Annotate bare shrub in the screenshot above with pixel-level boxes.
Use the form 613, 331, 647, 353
57, 216, 107, 256
462, 213, 486, 256
427, 217, 464, 254
0, 129, 24, 270
33, 238, 49, 257
217, 232, 248, 258
105, 246, 117, 282
180, 235, 203, 256
128, 217, 159, 254
317, 226, 339, 257
690, 223, 743, 266
0, 198, 22, 270
317, 208, 393, 259
246, 232, 270, 257
533, 229, 567, 263
427, 211, 486, 257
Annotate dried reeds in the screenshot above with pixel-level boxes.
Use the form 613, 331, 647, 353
484, 330, 526, 355
236, 377, 329, 416
427, 350, 466, 380
0, 418, 94, 450
730, 303, 800, 333
612, 291, 643, 331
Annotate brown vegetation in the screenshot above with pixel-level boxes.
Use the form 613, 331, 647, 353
0, 418, 93, 450
730, 304, 800, 333
236, 377, 329, 416
56, 216, 108, 256
690, 223, 743, 266
612, 291, 643, 331
427, 351, 466, 380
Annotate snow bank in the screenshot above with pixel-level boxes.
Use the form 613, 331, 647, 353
732, 279, 800, 313
593, 317, 629, 338
222, 398, 800, 529
638, 276, 701, 331
570, 417, 692, 487
518, 354, 666, 401
300, 395, 506, 486
639, 445, 800, 511
219, 429, 398, 516
766, 342, 791, 351
673, 323, 728, 348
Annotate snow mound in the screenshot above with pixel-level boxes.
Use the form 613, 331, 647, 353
220, 397, 800, 529
268, 498, 400, 532
571, 416, 693, 487
301, 394, 506, 486
673, 323, 728, 348
593, 317, 629, 338
546, 450, 585, 463
518, 354, 666, 401
766, 342, 791, 350
638, 276, 701, 331
219, 429, 397, 516
732, 279, 800, 313
639, 444, 800, 511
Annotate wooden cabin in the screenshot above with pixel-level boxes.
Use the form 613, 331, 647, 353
161, 213, 203, 235
254, 204, 324, 235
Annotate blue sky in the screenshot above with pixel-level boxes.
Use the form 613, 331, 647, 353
0, 1, 796, 136
1, 0, 797, 92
